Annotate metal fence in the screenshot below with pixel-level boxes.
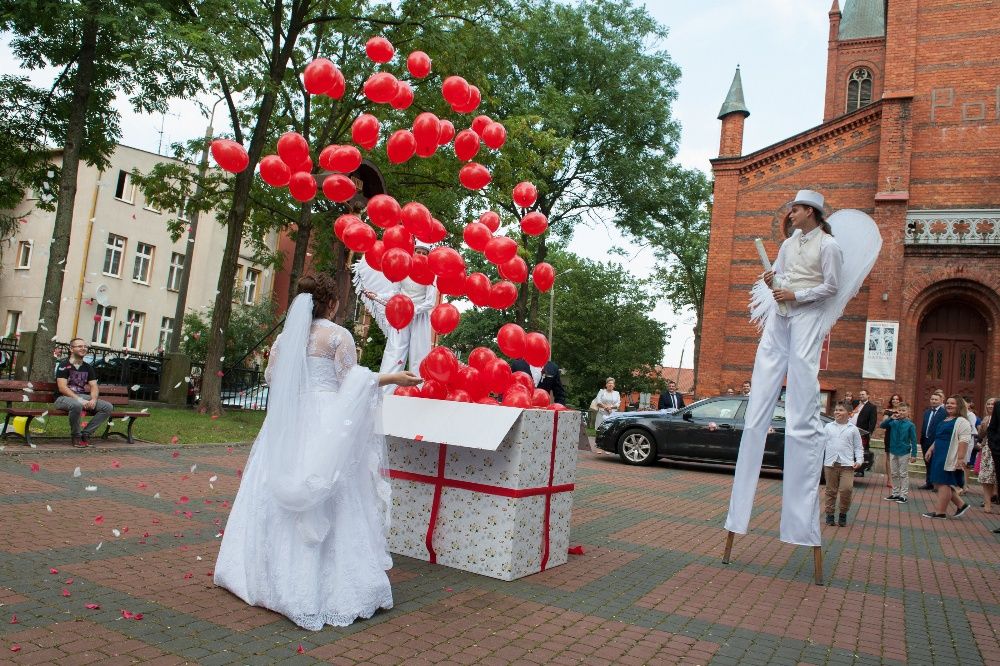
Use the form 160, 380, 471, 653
52, 342, 164, 401
0, 338, 22, 380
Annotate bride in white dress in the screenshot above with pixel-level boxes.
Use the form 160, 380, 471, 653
214, 275, 421, 630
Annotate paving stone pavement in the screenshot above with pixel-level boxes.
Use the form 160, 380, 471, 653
1, 442, 999, 665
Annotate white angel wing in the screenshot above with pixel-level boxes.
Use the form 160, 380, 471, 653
353, 260, 396, 337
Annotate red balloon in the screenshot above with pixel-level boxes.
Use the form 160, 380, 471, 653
532, 262, 555, 292
465, 272, 492, 307
401, 202, 432, 237
422, 346, 459, 384
524, 332, 551, 367
381, 247, 412, 282
454, 130, 480, 161
497, 323, 526, 359
303, 58, 338, 95
334, 214, 361, 241
430, 303, 460, 335
471, 115, 493, 136
288, 172, 317, 202
365, 36, 395, 63
479, 211, 501, 233
409, 253, 434, 285
418, 218, 449, 244
462, 222, 492, 252
382, 225, 414, 254
512, 181, 538, 208
441, 75, 471, 107
456, 366, 488, 401
451, 85, 481, 114
386, 294, 414, 330
478, 396, 500, 406
322, 174, 356, 202
531, 388, 551, 407
386, 130, 415, 164
547, 403, 569, 411
437, 120, 455, 146
342, 222, 377, 252
481, 122, 507, 150
447, 389, 471, 402
277, 132, 310, 170
259, 155, 291, 187
468, 346, 497, 372
520, 211, 548, 236
351, 114, 381, 151
329, 145, 362, 173
364, 240, 386, 270
390, 81, 414, 110
292, 156, 313, 174
364, 72, 399, 104
499, 255, 528, 283
326, 67, 346, 100
511, 371, 534, 392
394, 385, 420, 397
428, 247, 465, 276
406, 50, 432, 78
436, 271, 467, 297
484, 236, 518, 264
502, 387, 532, 408
490, 281, 518, 309
317, 144, 337, 171
459, 162, 491, 190
412, 112, 441, 158
210, 140, 249, 173
367, 194, 402, 228
486, 358, 513, 394
419, 379, 447, 400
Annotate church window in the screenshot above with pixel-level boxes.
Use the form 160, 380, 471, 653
846, 68, 873, 112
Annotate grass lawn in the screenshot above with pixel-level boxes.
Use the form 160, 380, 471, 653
13, 404, 265, 445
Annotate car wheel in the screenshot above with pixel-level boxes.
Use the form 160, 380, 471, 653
618, 428, 656, 466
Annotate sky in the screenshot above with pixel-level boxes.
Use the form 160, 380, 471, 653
0, 0, 833, 367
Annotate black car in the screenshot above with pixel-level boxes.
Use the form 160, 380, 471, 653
595, 395, 865, 469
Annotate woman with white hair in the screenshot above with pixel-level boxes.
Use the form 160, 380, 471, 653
594, 377, 621, 429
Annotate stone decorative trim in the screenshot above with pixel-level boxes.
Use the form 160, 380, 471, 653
904, 210, 1000, 245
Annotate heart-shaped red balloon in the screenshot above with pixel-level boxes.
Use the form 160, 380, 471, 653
531, 388, 551, 407
481, 123, 507, 150
499, 255, 528, 283
381, 247, 412, 283
422, 346, 459, 384
512, 181, 538, 208
303, 58, 338, 95
523, 332, 551, 367
441, 75, 471, 107
322, 174, 356, 202
342, 222, 377, 252
288, 172, 317, 202
430, 303, 460, 335
520, 211, 548, 236
462, 222, 492, 252
351, 114, 381, 151
454, 130, 480, 162
407, 50, 431, 78
277, 132, 310, 170
465, 272, 492, 307
382, 225, 414, 254
401, 202, 432, 237
502, 386, 532, 408
490, 281, 518, 309
210, 140, 249, 174
365, 36, 395, 63
366, 194, 402, 228
385, 294, 414, 330
459, 162, 491, 190
390, 81, 414, 110
259, 155, 291, 187
484, 236, 518, 264
511, 371, 534, 392
497, 323, 526, 359
334, 214, 362, 241
479, 211, 501, 232
386, 130, 417, 164
428, 247, 465, 276
468, 347, 497, 372
451, 85, 481, 114
409, 253, 434, 285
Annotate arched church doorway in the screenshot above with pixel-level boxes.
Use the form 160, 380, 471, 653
915, 302, 987, 407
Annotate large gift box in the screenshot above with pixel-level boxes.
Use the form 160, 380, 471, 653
382, 396, 581, 581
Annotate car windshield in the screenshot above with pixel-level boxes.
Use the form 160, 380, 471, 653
687, 399, 743, 420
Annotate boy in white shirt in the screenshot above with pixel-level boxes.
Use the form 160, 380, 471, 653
823, 401, 864, 527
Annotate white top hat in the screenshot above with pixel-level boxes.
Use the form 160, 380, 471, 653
791, 189, 825, 211
414, 240, 434, 251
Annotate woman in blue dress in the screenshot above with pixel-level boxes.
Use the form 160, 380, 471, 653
922, 395, 973, 519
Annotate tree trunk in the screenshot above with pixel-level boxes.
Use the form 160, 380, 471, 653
333, 239, 352, 326
28, 17, 98, 381
286, 203, 313, 306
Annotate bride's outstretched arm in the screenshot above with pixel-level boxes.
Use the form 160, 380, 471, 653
378, 371, 422, 388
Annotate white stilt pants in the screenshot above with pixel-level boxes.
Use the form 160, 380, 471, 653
378, 314, 432, 393
724, 309, 826, 547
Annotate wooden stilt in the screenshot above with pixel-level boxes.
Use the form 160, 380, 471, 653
812, 545, 823, 586
722, 531, 735, 564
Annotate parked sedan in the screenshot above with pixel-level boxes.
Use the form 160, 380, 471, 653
595, 396, 855, 469
221, 384, 269, 410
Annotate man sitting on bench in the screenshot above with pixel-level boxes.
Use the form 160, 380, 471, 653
55, 338, 112, 448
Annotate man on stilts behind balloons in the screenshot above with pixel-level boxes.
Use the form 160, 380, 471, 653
723, 189, 882, 579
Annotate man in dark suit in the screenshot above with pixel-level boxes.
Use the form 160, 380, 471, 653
509, 359, 566, 405
657, 381, 685, 410
854, 389, 878, 476
919, 391, 946, 490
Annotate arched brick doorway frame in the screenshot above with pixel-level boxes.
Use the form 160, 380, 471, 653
900, 277, 1000, 409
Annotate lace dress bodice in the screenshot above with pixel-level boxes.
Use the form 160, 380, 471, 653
265, 319, 358, 393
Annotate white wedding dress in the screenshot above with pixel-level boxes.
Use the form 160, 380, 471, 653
214, 311, 393, 630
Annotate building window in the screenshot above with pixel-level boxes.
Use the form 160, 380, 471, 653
122, 310, 145, 350
114, 169, 135, 203
132, 242, 154, 284
4, 311, 20, 338
846, 67, 873, 112
243, 268, 260, 305
103, 234, 126, 277
92, 305, 116, 346
14, 240, 32, 269
167, 252, 184, 291
158, 316, 174, 350
176, 196, 190, 222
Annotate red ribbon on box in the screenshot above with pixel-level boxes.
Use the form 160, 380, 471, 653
389, 410, 572, 570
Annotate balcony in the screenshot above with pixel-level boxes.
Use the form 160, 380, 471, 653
904, 210, 1000, 246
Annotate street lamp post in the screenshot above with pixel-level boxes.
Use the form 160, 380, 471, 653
547, 268, 575, 353
675, 335, 694, 384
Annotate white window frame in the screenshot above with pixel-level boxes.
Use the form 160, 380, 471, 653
14, 240, 32, 269
158, 316, 174, 350
176, 196, 190, 222
167, 252, 184, 291
132, 242, 154, 284
4, 311, 21, 338
103, 233, 127, 278
123, 310, 145, 351
243, 267, 260, 305
92, 305, 116, 346
114, 169, 135, 204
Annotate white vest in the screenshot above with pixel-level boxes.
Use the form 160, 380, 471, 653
782, 230, 824, 293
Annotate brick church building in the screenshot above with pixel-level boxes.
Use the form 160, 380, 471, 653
696, 0, 1000, 410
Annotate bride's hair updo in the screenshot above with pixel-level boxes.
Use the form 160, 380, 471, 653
297, 274, 338, 318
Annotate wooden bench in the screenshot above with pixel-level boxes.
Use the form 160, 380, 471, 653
1, 380, 150, 446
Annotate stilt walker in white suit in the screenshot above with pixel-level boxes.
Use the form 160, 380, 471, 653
722, 189, 881, 583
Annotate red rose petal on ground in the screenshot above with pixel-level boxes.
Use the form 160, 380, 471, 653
30, 463, 39, 473
179, 496, 190, 504
10, 644, 21, 652
64, 579, 73, 585
151, 519, 161, 524
61, 588, 70, 597
183, 511, 193, 519
297, 645, 305, 654
137, 482, 147, 489
221, 501, 230, 508
9, 615, 16, 624
211, 414, 220, 420
111, 460, 121, 468
142, 532, 150, 538
226, 446, 234, 453
84, 603, 100, 610
180, 475, 190, 481
94, 516, 104, 525
170, 437, 180, 446
183, 572, 193, 579
216, 370, 224, 377
236, 469, 242, 478
121, 610, 133, 619
568, 545, 586, 555
121, 526, 129, 533
134, 613, 143, 620
49, 568, 58, 574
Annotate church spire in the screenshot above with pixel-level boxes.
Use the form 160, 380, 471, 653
718, 66, 750, 120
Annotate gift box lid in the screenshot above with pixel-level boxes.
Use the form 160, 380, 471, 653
382, 396, 525, 451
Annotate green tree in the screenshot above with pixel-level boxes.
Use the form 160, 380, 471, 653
179, 297, 278, 366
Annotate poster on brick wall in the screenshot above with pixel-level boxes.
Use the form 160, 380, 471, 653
862, 320, 898, 380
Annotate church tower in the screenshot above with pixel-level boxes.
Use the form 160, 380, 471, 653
717, 66, 750, 157
823, 0, 886, 121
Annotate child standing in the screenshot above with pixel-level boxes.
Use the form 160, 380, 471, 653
823, 401, 865, 526
881, 403, 918, 503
